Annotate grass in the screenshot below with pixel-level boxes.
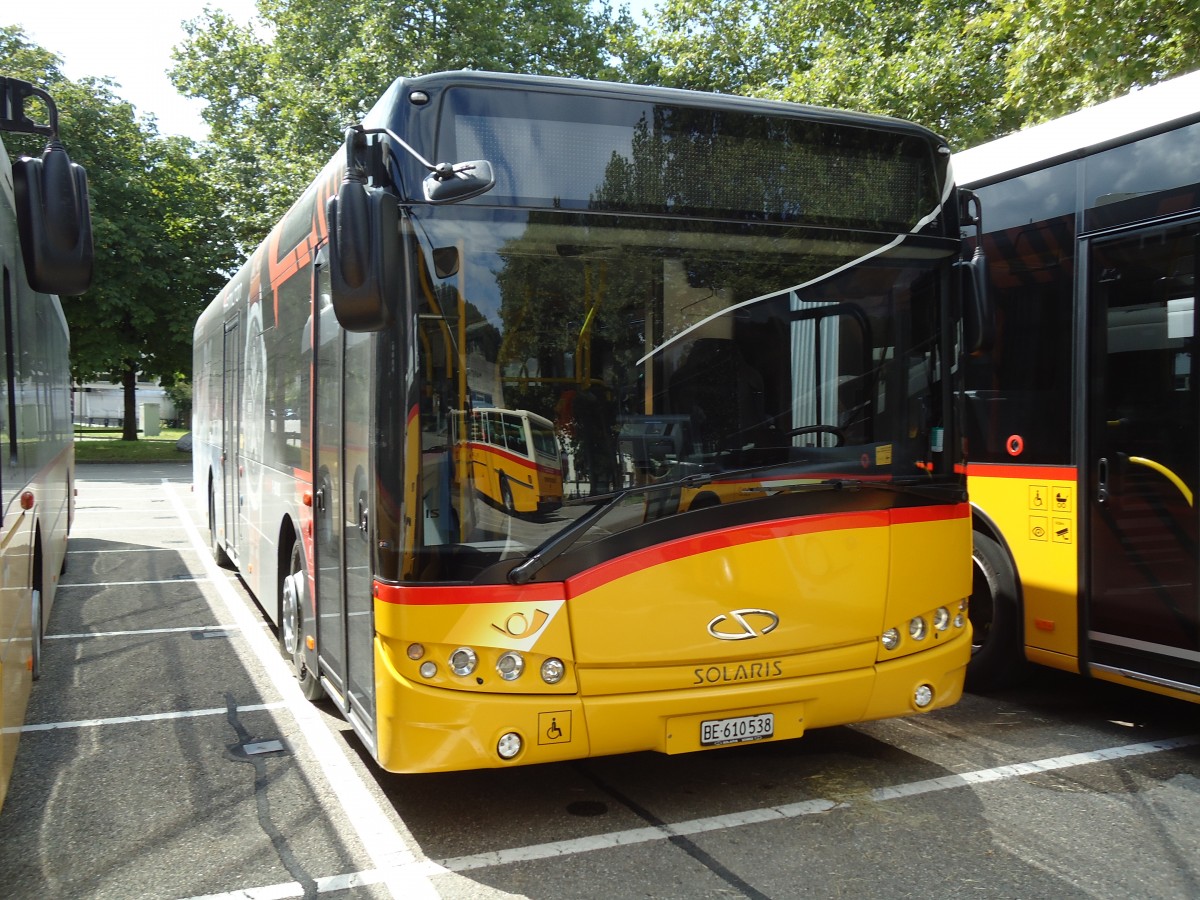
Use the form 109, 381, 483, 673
74, 427, 191, 464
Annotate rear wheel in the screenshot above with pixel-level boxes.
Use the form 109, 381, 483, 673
280, 540, 323, 700
31, 588, 43, 681
967, 532, 1027, 691
209, 485, 233, 568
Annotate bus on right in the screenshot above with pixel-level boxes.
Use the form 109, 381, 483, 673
955, 69, 1200, 699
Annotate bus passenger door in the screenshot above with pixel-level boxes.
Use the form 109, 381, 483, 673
1088, 222, 1200, 689
222, 317, 240, 558
312, 263, 375, 736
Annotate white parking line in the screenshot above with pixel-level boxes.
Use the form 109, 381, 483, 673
175, 732, 1200, 899
58, 577, 212, 588
5, 703, 287, 734
162, 481, 437, 900
47, 624, 246, 640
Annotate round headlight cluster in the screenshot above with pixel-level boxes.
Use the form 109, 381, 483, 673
450, 647, 478, 677
908, 616, 927, 641
497, 651, 525, 681
881, 628, 901, 650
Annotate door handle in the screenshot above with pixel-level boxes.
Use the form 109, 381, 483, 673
1097, 457, 1109, 503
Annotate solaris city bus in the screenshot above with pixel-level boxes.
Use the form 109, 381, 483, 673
956, 70, 1200, 699
0, 77, 93, 808
193, 71, 982, 772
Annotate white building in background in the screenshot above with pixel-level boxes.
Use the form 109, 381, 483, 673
73, 380, 179, 428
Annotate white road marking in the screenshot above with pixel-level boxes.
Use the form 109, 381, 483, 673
5, 703, 286, 734
57, 577, 211, 588
47, 624, 243, 640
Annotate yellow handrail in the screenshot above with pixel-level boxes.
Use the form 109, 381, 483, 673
1129, 456, 1194, 507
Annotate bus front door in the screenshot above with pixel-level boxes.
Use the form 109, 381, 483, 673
1088, 221, 1200, 691
313, 266, 376, 739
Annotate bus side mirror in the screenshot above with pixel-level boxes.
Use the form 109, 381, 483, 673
326, 181, 400, 332
12, 142, 94, 295
423, 160, 495, 204
959, 189, 993, 356
962, 248, 993, 356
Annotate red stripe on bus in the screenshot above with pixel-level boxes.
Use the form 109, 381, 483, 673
376, 581, 566, 606
375, 503, 969, 606
966, 463, 1077, 481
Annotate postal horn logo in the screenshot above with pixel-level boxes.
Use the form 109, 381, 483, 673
707, 609, 780, 641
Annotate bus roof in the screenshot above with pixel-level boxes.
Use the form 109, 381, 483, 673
953, 69, 1200, 188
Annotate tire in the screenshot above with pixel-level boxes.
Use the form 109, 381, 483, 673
967, 531, 1027, 692
500, 477, 516, 513
31, 588, 43, 681
209, 486, 233, 568
280, 540, 324, 700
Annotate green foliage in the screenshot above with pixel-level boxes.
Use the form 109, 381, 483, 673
170, 0, 638, 252
2, 27, 238, 428
621, 0, 1200, 147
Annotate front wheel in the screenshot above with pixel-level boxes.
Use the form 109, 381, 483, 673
967, 532, 1027, 692
280, 541, 324, 700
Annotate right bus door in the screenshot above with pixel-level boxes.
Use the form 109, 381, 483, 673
1087, 221, 1200, 689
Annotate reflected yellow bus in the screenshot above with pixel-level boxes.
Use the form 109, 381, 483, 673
461, 408, 562, 515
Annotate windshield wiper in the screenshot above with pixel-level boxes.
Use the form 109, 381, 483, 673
507, 473, 712, 585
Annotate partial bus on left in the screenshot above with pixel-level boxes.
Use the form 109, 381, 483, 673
0, 77, 93, 810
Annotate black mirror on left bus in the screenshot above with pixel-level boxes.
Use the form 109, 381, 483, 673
326, 182, 401, 332
2, 77, 93, 296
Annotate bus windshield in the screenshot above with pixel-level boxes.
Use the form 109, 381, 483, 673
410, 207, 957, 580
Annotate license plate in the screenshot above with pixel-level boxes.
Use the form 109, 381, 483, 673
700, 712, 774, 746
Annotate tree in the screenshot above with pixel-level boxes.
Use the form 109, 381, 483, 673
620, 0, 1200, 148
170, 0, 638, 253
2, 27, 237, 438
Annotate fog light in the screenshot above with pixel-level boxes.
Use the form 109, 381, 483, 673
954, 613, 965, 629
909, 616, 927, 641
933, 607, 950, 631
497, 732, 522, 759
881, 628, 901, 650
450, 647, 478, 676
419, 661, 437, 679
407, 643, 425, 660
914, 684, 934, 708
497, 651, 525, 681
541, 657, 566, 684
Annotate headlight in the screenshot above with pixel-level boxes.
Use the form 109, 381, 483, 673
449, 647, 478, 676
933, 607, 950, 631
881, 628, 901, 650
497, 651, 525, 681
908, 616, 927, 641
541, 657, 566, 684
497, 732, 522, 759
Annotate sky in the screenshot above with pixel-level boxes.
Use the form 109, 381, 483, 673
6, 0, 656, 143
6, 0, 262, 141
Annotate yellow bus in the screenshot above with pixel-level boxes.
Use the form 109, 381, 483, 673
0, 78, 92, 808
460, 407, 562, 515
194, 71, 977, 772
956, 70, 1200, 699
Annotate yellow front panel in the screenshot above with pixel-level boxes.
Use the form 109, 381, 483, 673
970, 469, 1080, 662
371, 506, 972, 773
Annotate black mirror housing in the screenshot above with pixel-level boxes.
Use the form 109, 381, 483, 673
13, 142, 94, 296
326, 182, 400, 332
423, 160, 495, 204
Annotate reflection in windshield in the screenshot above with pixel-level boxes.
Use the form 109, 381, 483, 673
409, 210, 954, 580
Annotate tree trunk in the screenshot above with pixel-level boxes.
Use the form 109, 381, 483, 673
122, 366, 138, 440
